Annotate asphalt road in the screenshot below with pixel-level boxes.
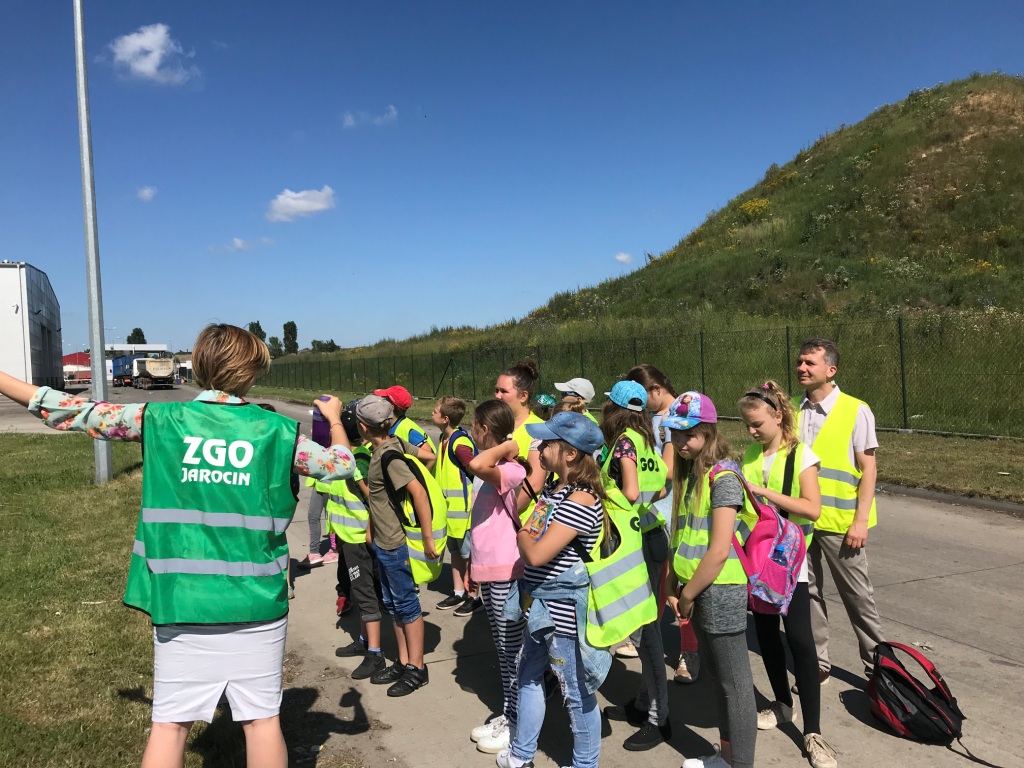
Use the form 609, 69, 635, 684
5, 385, 1023, 767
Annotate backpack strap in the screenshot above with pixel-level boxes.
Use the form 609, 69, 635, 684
446, 428, 476, 479
884, 642, 958, 705
380, 438, 419, 530
708, 461, 763, 579
779, 448, 797, 515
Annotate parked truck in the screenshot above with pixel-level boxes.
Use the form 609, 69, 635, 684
111, 354, 143, 387
132, 357, 175, 390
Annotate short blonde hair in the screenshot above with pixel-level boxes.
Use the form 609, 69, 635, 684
192, 324, 270, 395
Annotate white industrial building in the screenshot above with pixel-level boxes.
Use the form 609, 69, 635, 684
0, 261, 63, 387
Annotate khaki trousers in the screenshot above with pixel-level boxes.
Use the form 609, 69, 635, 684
807, 530, 886, 676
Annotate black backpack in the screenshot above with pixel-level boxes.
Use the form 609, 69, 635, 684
867, 641, 964, 745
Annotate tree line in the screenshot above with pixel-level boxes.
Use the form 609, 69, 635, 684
246, 321, 339, 359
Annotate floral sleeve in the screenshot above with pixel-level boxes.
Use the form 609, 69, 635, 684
293, 436, 359, 483
27, 387, 144, 441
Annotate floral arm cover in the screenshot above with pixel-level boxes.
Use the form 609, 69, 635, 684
27, 386, 357, 482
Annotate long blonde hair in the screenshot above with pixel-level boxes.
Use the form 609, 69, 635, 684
738, 380, 798, 453
670, 422, 734, 526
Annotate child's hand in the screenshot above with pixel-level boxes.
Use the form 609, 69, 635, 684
313, 395, 342, 424
505, 438, 521, 460
423, 539, 438, 560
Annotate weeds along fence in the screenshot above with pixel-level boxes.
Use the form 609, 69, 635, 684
257, 315, 1024, 438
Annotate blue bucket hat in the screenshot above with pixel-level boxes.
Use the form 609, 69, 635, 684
605, 380, 648, 412
525, 411, 604, 455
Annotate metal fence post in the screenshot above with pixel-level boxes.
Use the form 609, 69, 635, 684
699, 330, 706, 393
579, 343, 585, 378
393, 356, 397, 383
536, 345, 542, 392
633, 337, 638, 366
785, 326, 792, 394
377, 356, 381, 389
898, 315, 909, 429
411, 355, 416, 396
430, 353, 435, 395
471, 350, 476, 401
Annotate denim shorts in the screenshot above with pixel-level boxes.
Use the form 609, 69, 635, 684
372, 540, 422, 623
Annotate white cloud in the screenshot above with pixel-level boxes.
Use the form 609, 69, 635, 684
109, 24, 199, 85
615, 252, 633, 265
229, 238, 251, 251
266, 185, 336, 223
209, 236, 274, 254
137, 186, 157, 202
373, 105, 398, 126
342, 105, 398, 129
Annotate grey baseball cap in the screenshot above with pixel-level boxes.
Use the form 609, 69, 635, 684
354, 394, 394, 428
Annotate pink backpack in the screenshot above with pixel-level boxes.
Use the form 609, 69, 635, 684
709, 458, 807, 616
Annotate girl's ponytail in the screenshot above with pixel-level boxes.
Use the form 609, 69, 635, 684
738, 380, 798, 452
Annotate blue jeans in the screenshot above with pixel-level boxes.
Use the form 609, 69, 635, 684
372, 541, 422, 623
511, 632, 601, 768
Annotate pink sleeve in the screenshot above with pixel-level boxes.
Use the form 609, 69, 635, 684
496, 459, 527, 495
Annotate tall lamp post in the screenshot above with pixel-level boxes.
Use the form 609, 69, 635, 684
74, 0, 111, 484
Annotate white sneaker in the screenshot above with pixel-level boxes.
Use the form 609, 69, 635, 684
615, 641, 639, 658
804, 733, 838, 768
471, 714, 505, 743
682, 746, 730, 768
757, 700, 794, 729
477, 721, 512, 754
495, 749, 534, 768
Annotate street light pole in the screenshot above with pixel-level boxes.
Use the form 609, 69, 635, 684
73, 0, 111, 484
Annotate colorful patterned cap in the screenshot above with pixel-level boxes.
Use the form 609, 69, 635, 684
661, 391, 717, 431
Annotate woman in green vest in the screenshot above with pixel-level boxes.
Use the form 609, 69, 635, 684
739, 382, 837, 768
0, 324, 359, 768
494, 360, 545, 520
663, 392, 758, 768
599, 380, 672, 751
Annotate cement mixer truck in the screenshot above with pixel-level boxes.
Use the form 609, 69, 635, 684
132, 356, 175, 390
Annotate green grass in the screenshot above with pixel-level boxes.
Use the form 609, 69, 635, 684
0, 435, 357, 767
248, 386, 1024, 504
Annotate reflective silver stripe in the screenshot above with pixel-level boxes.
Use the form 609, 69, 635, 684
330, 495, 368, 512
142, 508, 290, 534
443, 489, 467, 498
735, 519, 752, 539
820, 495, 859, 511
589, 549, 645, 589
638, 490, 659, 504
638, 509, 663, 530
819, 467, 860, 487
405, 527, 447, 542
588, 581, 653, 627
685, 515, 711, 532
447, 510, 470, 521
330, 513, 369, 530
676, 541, 739, 561
145, 552, 289, 577
133, 539, 145, 557
408, 547, 442, 563
800, 522, 814, 537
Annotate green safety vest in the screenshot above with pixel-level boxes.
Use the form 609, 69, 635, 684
381, 442, 448, 584
434, 429, 475, 539
671, 467, 758, 586
793, 392, 877, 534
326, 443, 371, 545
741, 443, 815, 546
392, 416, 437, 455
584, 487, 657, 648
601, 428, 668, 533
124, 402, 299, 624
513, 413, 545, 523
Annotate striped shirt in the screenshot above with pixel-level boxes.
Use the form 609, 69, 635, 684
524, 482, 603, 637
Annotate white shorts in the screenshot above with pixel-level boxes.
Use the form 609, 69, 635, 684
152, 615, 287, 724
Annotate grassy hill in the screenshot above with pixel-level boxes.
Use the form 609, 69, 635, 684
311, 72, 1024, 357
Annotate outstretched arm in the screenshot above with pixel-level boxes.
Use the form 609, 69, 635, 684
0, 371, 40, 407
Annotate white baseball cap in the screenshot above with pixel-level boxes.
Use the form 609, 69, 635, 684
554, 377, 595, 403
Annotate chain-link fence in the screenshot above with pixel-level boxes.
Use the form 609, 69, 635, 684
257, 315, 1024, 438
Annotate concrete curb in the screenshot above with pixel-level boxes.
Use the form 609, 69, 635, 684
878, 483, 1024, 517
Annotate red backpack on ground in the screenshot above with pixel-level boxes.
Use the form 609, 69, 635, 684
867, 641, 965, 745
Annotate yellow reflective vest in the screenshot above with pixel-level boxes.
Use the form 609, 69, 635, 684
380, 443, 448, 584
671, 464, 759, 585
435, 429, 475, 539
741, 442, 815, 546
793, 392, 877, 534
601, 428, 667, 533
326, 443, 372, 545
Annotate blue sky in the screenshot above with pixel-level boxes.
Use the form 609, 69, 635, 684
2, 2, 1023, 354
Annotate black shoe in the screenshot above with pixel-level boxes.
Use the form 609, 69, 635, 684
623, 720, 671, 751
351, 652, 386, 680
335, 639, 366, 657
436, 594, 464, 610
370, 659, 405, 685
603, 699, 647, 727
387, 664, 429, 697
453, 596, 483, 617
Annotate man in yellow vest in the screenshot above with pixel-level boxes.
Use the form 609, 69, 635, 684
795, 338, 886, 683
